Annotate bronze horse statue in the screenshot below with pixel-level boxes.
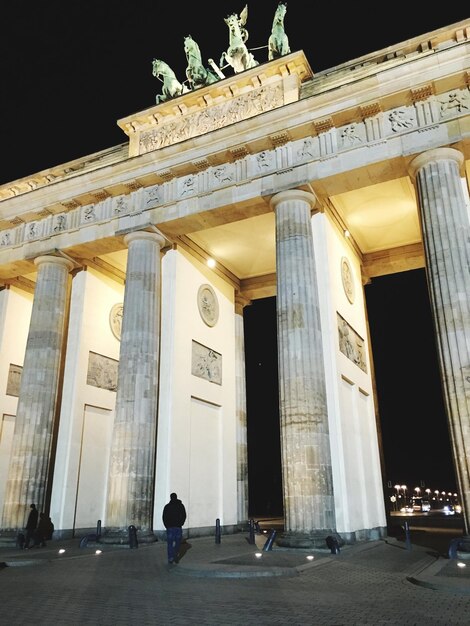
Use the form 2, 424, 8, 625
219, 5, 258, 73
152, 58, 189, 104
268, 3, 291, 60
184, 35, 220, 89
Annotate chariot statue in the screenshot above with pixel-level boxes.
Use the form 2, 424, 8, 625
268, 3, 291, 60
184, 35, 221, 90
219, 5, 259, 74
152, 58, 189, 104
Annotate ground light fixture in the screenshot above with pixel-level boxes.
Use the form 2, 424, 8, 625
306, 555, 314, 561
58, 549, 66, 554
95, 550, 102, 555
255, 552, 262, 558
457, 562, 466, 568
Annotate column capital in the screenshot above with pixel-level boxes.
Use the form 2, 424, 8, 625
34, 255, 74, 272
124, 230, 166, 248
270, 189, 318, 212
235, 293, 251, 314
408, 148, 464, 179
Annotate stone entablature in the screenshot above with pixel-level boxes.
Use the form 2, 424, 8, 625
118, 51, 312, 158
0, 21, 467, 206
0, 82, 467, 269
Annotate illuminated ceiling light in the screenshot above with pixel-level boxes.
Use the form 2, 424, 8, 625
344, 229, 350, 238
207, 257, 216, 268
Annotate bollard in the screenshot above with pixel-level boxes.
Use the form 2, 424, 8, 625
403, 521, 411, 551
448, 537, 464, 559
248, 519, 255, 545
215, 518, 221, 544
128, 524, 138, 549
96, 519, 102, 540
263, 529, 277, 551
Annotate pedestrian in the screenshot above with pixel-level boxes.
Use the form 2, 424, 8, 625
45, 515, 54, 540
33, 512, 49, 547
24, 503, 38, 549
162, 492, 186, 564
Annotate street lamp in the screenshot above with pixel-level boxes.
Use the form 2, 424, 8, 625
394, 485, 401, 511
401, 485, 407, 508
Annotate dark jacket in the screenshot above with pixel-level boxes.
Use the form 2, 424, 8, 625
25, 506, 38, 530
162, 497, 186, 529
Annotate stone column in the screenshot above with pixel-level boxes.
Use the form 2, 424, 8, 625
409, 148, 470, 536
103, 231, 165, 543
235, 293, 251, 525
1, 255, 73, 531
271, 189, 337, 548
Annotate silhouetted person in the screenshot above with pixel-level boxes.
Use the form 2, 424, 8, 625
45, 516, 54, 540
24, 504, 38, 549
34, 512, 49, 547
162, 492, 186, 564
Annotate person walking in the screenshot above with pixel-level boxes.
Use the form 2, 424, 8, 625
33, 512, 50, 547
162, 492, 186, 564
24, 503, 38, 549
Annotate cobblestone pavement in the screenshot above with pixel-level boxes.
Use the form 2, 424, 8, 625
0, 534, 469, 625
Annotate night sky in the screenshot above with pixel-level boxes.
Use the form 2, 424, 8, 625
1, 4, 466, 513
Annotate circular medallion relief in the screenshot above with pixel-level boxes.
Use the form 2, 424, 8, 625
110, 303, 124, 340
341, 257, 355, 304
197, 284, 219, 327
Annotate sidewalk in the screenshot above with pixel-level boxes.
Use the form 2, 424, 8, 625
1, 531, 469, 625
1, 530, 469, 590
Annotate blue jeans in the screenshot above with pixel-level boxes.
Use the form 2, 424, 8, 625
166, 527, 182, 563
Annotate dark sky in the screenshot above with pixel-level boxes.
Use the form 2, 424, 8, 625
1, 4, 464, 512
0, 2, 468, 185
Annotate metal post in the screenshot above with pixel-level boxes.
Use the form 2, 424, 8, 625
404, 521, 411, 551
248, 518, 255, 545
128, 524, 138, 549
96, 519, 102, 540
263, 529, 277, 551
215, 518, 221, 544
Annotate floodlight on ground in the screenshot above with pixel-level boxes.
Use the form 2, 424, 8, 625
457, 562, 466, 568
306, 555, 314, 561
58, 549, 66, 554
255, 552, 262, 558
95, 550, 102, 555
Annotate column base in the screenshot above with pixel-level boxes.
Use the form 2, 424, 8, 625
0, 531, 18, 546
276, 530, 342, 550
100, 527, 157, 545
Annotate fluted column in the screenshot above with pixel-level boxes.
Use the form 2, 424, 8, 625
103, 231, 165, 543
409, 148, 470, 535
1, 255, 73, 531
271, 189, 336, 548
235, 293, 251, 525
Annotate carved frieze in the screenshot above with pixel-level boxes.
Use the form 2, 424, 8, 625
138, 84, 284, 155
337, 313, 367, 372
86, 351, 118, 392
191, 340, 222, 384
6, 364, 22, 397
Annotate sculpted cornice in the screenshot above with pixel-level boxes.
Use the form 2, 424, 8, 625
0, 40, 468, 235
0, 78, 467, 277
